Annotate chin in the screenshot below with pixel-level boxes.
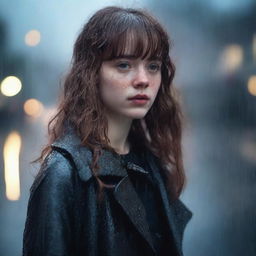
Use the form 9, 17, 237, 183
126, 110, 148, 120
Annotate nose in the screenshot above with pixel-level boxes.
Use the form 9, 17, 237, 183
132, 66, 149, 89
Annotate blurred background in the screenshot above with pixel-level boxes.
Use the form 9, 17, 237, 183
0, 0, 256, 255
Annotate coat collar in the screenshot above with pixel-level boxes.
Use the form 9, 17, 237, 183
51, 125, 148, 181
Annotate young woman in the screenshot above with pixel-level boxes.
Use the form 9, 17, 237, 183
23, 6, 192, 256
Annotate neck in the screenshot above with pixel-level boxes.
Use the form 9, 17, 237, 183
106, 112, 133, 155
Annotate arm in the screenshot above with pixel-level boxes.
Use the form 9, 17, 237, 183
23, 150, 76, 256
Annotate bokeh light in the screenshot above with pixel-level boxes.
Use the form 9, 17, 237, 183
0, 76, 22, 97
24, 30, 41, 47
3, 131, 22, 201
247, 75, 256, 96
23, 98, 44, 118
219, 44, 243, 73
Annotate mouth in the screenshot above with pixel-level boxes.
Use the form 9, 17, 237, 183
128, 94, 149, 100
128, 94, 149, 105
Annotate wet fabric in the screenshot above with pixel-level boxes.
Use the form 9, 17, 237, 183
121, 150, 178, 255
22, 126, 193, 256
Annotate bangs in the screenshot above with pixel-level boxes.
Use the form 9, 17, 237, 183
100, 14, 168, 60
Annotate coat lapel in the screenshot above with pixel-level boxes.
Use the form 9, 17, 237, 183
113, 174, 156, 253
96, 151, 156, 253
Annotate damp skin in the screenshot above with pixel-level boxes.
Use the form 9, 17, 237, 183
99, 56, 162, 121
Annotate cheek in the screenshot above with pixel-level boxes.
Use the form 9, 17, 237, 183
101, 70, 129, 90
152, 76, 161, 95
100, 76, 125, 103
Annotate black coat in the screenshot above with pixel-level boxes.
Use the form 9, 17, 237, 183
23, 127, 192, 256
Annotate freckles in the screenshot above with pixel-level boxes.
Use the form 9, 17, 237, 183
106, 73, 129, 89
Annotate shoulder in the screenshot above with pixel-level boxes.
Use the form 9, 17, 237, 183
30, 150, 76, 196
50, 126, 94, 182
23, 150, 80, 254
43, 149, 74, 175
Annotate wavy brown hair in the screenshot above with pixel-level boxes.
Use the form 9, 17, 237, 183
38, 6, 186, 200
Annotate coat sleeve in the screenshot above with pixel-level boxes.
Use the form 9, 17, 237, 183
22, 150, 76, 256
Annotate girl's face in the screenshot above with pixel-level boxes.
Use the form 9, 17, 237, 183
99, 54, 162, 121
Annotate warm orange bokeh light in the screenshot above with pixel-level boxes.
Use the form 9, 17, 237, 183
24, 98, 44, 118
248, 75, 256, 96
25, 30, 41, 46
219, 44, 243, 73
3, 131, 22, 201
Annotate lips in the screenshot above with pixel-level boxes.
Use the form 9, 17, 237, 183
128, 94, 149, 100
128, 94, 149, 106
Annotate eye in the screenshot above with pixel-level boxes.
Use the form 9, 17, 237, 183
116, 62, 131, 71
147, 62, 161, 72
